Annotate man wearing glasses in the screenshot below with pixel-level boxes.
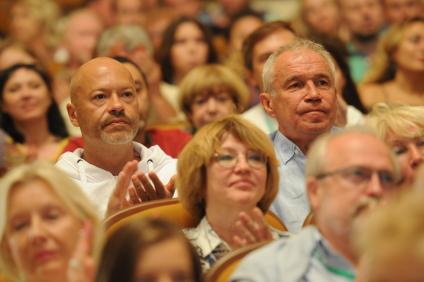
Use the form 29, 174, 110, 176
231, 127, 401, 281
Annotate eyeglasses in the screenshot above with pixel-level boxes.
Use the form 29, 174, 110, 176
316, 166, 398, 190
212, 151, 267, 169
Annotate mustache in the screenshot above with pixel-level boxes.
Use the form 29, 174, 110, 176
100, 115, 132, 129
352, 197, 379, 218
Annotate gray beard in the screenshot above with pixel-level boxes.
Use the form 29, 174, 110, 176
100, 128, 138, 145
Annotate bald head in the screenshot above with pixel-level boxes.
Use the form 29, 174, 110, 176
70, 57, 134, 105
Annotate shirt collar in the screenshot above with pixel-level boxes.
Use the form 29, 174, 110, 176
273, 131, 303, 164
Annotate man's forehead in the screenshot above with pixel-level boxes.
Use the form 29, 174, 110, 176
327, 133, 393, 168
277, 49, 332, 78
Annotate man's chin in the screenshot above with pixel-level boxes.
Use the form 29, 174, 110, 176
100, 131, 136, 145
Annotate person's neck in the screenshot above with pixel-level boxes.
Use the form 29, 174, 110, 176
394, 70, 424, 95
172, 70, 188, 85
320, 228, 359, 267
134, 127, 147, 145
82, 140, 137, 176
351, 33, 379, 56
279, 129, 315, 154
206, 204, 255, 248
17, 117, 54, 146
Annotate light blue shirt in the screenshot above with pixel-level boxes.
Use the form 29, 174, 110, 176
270, 131, 309, 233
231, 226, 356, 282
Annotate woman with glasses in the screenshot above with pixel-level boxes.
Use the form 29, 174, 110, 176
365, 103, 424, 185
176, 115, 285, 272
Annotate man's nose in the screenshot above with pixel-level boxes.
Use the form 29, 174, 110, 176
305, 81, 320, 100
365, 173, 384, 198
108, 93, 124, 112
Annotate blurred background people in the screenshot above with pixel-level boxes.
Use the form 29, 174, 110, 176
177, 116, 284, 271
96, 217, 202, 282
0, 64, 69, 162
360, 18, 424, 109
0, 41, 37, 71
365, 103, 424, 185
96, 24, 179, 125
179, 64, 249, 133
0, 161, 102, 282
156, 17, 217, 116
292, 0, 347, 41
241, 21, 296, 133
53, 8, 104, 104
382, 0, 424, 25
7, 0, 60, 67
339, 0, 386, 82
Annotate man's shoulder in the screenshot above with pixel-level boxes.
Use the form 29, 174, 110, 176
231, 227, 319, 281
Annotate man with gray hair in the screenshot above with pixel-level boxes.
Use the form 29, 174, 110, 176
231, 127, 400, 281
258, 38, 338, 232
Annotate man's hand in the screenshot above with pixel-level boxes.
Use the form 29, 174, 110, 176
130, 172, 175, 202
231, 207, 273, 248
106, 160, 175, 217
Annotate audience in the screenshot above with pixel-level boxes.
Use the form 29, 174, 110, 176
0, 1, 422, 280
231, 127, 401, 281
0, 161, 103, 282
56, 57, 176, 218
339, 0, 385, 82
177, 115, 286, 271
179, 64, 249, 133
365, 103, 424, 185
0, 64, 69, 162
96, 217, 202, 282
382, 0, 424, 24
241, 21, 296, 133
96, 24, 179, 125
7, 0, 60, 66
260, 39, 337, 232
360, 17, 424, 108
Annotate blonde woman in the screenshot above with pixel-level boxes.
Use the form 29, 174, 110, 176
179, 64, 249, 133
0, 161, 102, 282
365, 103, 424, 184
360, 18, 424, 109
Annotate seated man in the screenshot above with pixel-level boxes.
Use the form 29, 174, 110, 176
56, 57, 176, 217
231, 127, 401, 281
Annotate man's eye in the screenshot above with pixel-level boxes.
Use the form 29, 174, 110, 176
348, 167, 369, 181
416, 138, 424, 148
122, 91, 134, 98
93, 94, 106, 100
316, 78, 330, 87
288, 82, 302, 89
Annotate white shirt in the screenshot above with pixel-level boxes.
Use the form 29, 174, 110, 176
56, 142, 176, 218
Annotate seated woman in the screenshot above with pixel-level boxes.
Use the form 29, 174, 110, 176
179, 64, 249, 133
0, 63, 73, 162
359, 17, 424, 109
365, 103, 424, 185
96, 217, 202, 282
156, 16, 217, 117
177, 115, 287, 271
0, 161, 102, 282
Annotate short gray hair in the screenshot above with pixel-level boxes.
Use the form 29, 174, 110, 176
96, 25, 153, 56
306, 126, 401, 181
262, 38, 336, 95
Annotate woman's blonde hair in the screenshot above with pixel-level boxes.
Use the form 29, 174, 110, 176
0, 161, 103, 281
365, 103, 424, 141
179, 64, 249, 119
363, 17, 424, 84
176, 115, 279, 220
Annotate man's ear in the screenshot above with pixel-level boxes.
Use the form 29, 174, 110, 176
259, 92, 276, 117
307, 176, 321, 211
67, 103, 80, 127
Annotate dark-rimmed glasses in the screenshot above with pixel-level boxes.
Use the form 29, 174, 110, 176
316, 165, 398, 190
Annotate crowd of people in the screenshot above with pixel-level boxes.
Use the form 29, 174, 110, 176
0, 0, 423, 281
